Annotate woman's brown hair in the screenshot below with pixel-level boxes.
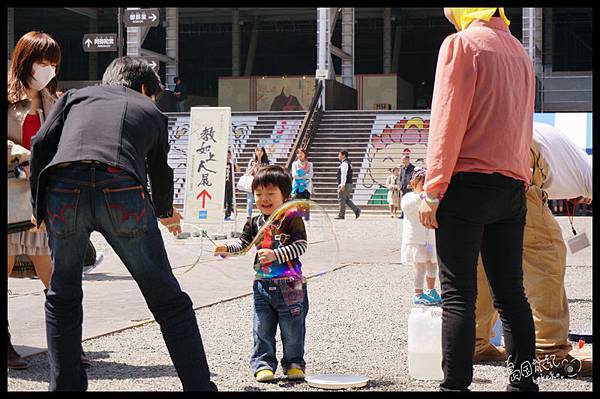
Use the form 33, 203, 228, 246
8, 31, 62, 103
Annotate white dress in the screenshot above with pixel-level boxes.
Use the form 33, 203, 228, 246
400, 192, 437, 264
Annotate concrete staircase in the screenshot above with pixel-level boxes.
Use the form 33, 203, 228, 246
307, 111, 375, 213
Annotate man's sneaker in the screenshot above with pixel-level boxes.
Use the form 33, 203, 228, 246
474, 343, 507, 362
255, 369, 275, 382
425, 288, 442, 304
83, 252, 104, 275
412, 292, 437, 306
355, 208, 362, 219
334, 215, 345, 220
285, 367, 305, 380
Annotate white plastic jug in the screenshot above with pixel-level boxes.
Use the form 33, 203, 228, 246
407, 307, 444, 380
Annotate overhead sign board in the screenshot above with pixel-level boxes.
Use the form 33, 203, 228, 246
138, 56, 160, 73
82, 34, 118, 52
315, 69, 329, 80
123, 8, 160, 28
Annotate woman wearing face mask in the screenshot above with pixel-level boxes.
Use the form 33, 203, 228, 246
7, 31, 91, 370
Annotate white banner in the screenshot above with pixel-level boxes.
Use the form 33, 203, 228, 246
184, 107, 231, 231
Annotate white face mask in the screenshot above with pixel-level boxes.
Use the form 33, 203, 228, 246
27, 63, 56, 91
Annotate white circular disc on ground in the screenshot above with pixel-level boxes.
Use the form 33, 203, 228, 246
305, 374, 369, 390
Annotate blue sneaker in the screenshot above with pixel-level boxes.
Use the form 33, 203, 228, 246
412, 292, 437, 306
426, 288, 442, 304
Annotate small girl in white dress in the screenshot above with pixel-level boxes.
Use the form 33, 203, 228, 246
400, 168, 441, 305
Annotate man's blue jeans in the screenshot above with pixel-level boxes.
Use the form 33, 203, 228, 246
43, 162, 215, 391
250, 278, 308, 374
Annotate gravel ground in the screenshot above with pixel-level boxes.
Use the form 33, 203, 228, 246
8, 257, 592, 392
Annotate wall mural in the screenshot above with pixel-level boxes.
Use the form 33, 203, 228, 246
259, 119, 303, 162
353, 114, 430, 205
351, 112, 592, 206
167, 111, 591, 208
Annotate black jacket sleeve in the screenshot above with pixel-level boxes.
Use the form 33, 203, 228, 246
29, 91, 70, 219
146, 113, 174, 217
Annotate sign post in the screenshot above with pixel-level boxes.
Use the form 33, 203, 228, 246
123, 8, 160, 28
184, 107, 231, 234
82, 34, 118, 52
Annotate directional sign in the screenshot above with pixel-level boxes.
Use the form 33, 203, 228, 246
82, 34, 118, 52
123, 8, 160, 28
138, 56, 160, 73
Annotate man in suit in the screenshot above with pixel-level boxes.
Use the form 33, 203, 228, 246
29, 57, 216, 392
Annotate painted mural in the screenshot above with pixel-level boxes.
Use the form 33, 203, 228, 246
353, 114, 430, 206
256, 77, 316, 111
351, 112, 592, 206
259, 119, 303, 162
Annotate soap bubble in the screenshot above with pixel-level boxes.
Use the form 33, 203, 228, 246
90, 200, 340, 285
220, 199, 340, 283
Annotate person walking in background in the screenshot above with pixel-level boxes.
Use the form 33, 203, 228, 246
6, 31, 92, 370
224, 149, 240, 221
397, 155, 415, 218
401, 168, 441, 305
334, 150, 361, 220
245, 146, 271, 222
291, 148, 313, 221
419, 8, 538, 391
173, 76, 188, 112
474, 122, 592, 378
386, 167, 401, 218
29, 57, 217, 391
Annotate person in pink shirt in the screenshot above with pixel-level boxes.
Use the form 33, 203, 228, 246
418, 8, 538, 392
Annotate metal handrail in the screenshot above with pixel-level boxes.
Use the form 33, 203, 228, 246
285, 80, 324, 169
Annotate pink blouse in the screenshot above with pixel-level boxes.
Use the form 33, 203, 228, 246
424, 18, 536, 196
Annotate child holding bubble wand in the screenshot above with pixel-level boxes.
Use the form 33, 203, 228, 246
400, 168, 441, 305
213, 165, 309, 382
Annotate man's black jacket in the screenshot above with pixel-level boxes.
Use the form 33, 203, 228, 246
398, 163, 415, 195
29, 85, 173, 226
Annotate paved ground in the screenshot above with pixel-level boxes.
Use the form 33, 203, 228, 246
7, 215, 592, 391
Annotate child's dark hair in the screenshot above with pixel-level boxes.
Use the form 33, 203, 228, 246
410, 167, 427, 185
251, 165, 292, 198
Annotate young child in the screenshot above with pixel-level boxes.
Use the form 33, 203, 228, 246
386, 167, 401, 218
213, 165, 309, 382
400, 168, 441, 305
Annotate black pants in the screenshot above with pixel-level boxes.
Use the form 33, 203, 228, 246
224, 181, 233, 218
292, 190, 311, 220
435, 172, 538, 392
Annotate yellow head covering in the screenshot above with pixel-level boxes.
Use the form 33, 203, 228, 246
448, 8, 510, 31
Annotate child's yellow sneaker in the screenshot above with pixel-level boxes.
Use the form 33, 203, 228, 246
285, 367, 305, 380
255, 369, 275, 382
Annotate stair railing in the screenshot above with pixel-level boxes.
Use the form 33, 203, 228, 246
285, 81, 324, 169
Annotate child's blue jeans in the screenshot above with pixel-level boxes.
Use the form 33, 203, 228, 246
250, 278, 309, 374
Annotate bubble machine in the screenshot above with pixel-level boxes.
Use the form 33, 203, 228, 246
407, 307, 444, 380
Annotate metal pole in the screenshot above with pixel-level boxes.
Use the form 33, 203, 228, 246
165, 8, 179, 92
383, 8, 392, 74
317, 7, 329, 109
244, 19, 258, 76
341, 8, 354, 88
117, 7, 123, 58
232, 8, 240, 77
